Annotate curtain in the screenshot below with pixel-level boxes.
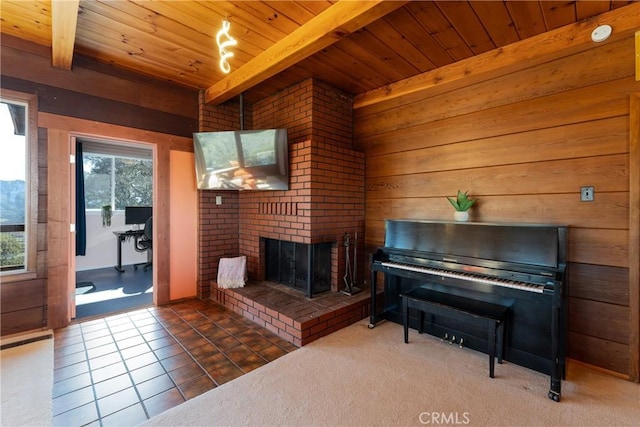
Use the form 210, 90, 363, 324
75, 141, 87, 256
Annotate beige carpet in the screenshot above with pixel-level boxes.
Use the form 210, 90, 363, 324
141, 320, 639, 426
0, 338, 54, 427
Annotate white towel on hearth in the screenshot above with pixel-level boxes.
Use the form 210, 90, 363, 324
217, 256, 247, 289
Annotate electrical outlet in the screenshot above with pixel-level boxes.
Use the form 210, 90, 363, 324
580, 186, 594, 202
215, 196, 222, 205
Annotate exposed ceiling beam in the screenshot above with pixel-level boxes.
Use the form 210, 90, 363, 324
205, 0, 409, 105
51, 0, 79, 70
354, 3, 640, 109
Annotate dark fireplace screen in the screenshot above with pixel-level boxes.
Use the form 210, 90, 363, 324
264, 238, 332, 297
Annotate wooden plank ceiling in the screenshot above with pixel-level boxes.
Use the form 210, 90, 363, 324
0, 0, 635, 105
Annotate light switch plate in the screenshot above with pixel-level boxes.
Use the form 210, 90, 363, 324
215, 195, 222, 205
580, 186, 594, 202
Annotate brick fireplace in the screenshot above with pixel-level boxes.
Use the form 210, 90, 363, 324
197, 78, 368, 345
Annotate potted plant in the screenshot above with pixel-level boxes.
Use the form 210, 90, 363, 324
101, 205, 113, 227
447, 190, 477, 222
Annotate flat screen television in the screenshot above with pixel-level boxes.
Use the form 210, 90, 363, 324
193, 129, 289, 190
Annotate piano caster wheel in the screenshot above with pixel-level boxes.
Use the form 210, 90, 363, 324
548, 391, 560, 402
368, 323, 375, 329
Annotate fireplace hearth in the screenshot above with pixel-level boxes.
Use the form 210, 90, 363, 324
264, 238, 332, 297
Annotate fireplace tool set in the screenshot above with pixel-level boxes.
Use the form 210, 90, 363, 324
342, 231, 361, 296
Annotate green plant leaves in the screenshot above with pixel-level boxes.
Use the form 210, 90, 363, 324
447, 190, 476, 212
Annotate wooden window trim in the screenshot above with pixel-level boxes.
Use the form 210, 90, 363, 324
1, 89, 38, 283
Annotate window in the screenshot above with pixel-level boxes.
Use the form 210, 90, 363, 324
83, 152, 152, 210
0, 91, 37, 277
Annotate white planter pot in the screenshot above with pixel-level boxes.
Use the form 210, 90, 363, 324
454, 211, 469, 222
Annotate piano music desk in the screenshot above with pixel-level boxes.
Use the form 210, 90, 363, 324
401, 287, 509, 378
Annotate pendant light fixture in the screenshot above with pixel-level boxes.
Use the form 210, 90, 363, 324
216, 19, 237, 74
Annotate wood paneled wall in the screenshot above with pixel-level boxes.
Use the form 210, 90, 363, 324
1, 37, 197, 333
355, 35, 639, 377
0, 99, 47, 337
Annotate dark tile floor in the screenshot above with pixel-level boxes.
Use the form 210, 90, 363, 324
53, 298, 298, 426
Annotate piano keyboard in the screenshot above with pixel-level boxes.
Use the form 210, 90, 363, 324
379, 261, 545, 294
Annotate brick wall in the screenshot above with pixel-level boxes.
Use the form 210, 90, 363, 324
197, 92, 251, 297
198, 79, 365, 295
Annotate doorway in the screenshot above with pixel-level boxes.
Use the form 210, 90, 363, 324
73, 137, 155, 319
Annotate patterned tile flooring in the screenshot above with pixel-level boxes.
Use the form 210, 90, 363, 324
53, 299, 298, 426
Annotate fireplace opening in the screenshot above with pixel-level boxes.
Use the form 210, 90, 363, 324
264, 238, 332, 297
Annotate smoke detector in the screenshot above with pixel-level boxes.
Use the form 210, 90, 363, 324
591, 25, 612, 43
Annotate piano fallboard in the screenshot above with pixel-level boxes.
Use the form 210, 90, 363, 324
375, 248, 563, 294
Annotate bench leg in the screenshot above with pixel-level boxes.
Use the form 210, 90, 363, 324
488, 323, 496, 378
418, 310, 424, 334
403, 297, 409, 344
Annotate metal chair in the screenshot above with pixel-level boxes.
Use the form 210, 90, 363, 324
133, 217, 152, 271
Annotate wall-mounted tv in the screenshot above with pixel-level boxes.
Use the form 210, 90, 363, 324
193, 129, 289, 190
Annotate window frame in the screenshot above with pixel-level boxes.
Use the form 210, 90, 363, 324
1, 90, 39, 282
82, 152, 153, 211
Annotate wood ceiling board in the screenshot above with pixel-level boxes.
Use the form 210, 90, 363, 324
345, 26, 427, 79
331, 37, 408, 85
236, 1, 306, 34
406, 1, 474, 62
434, 1, 496, 55
0, 15, 52, 48
295, 47, 368, 94
75, 7, 220, 88
469, 1, 521, 47
364, 17, 435, 74
137, 0, 274, 59
198, 1, 290, 44
84, 1, 221, 60
75, 32, 209, 89
204, 0, 409, 105
3, 0, 52, 28
294, 1, 338, 16
353, 3, 640, 110
0, 1, 52, 46
74, 20, 208, 74
0, 0, 631, 106
506, 0, 547, 38
82, 1, 265, 88
575, 1, 611, 20
539, 1, 577, 31
386, 7, 456, 69
127, 0, 225, 39
263, 1, 332, 24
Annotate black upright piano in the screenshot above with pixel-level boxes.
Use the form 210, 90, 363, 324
370, 220, 568, 401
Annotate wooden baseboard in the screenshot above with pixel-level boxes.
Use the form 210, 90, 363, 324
567, 357, 631, 381
0, 328, 53, 349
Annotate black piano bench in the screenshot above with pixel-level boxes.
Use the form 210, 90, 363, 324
401, 287, 509, 379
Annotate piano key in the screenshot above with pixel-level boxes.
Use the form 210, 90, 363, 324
379, 261, 545, 293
